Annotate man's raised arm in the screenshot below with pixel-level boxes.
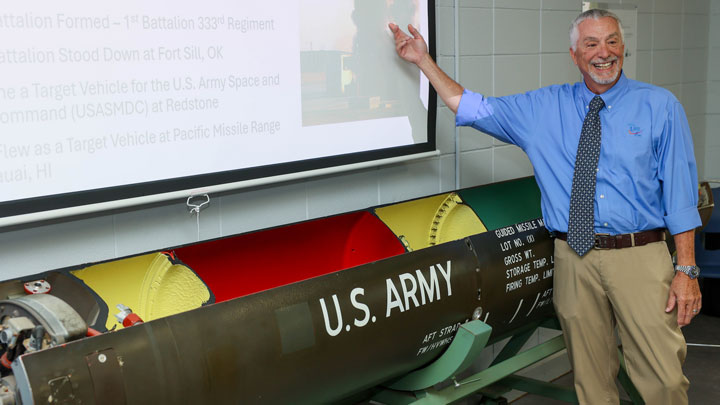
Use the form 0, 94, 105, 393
389, 23, 464, 114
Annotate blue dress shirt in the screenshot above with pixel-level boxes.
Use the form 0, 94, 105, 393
456, 73, 701, 236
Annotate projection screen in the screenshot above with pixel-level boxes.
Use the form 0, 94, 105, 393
0, 0, 436, 225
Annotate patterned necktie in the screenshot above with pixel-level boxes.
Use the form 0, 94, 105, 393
567, 95, 605, 256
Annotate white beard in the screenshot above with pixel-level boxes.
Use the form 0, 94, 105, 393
587, 57, 620, 85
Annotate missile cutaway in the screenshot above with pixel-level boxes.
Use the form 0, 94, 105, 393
0, 177, 561, 403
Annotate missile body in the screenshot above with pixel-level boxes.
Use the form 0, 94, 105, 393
12, 221, 553, 404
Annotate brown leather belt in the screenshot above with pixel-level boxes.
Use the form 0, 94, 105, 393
554, 229, 666, 249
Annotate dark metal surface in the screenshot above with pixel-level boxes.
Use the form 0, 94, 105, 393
14, 240, 479, 404
48, 375, 78, 404
85, 349, 126, 405
12, 221, 556, 404
469, 218, 555, 340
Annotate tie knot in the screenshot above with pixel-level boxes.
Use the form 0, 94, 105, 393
589, 96, 605, 112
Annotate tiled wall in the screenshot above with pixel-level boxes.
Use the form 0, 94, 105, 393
708, 0, 720, 179
443, 0, 584, 190
444, 0, 715, 186
645, 0, 716, 177
633, 0, 713, 180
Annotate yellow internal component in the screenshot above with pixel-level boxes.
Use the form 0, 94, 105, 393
72, 253, 210, 330
374, 193, 487, 251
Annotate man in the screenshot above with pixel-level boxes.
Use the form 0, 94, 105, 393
390, 9, 702, 405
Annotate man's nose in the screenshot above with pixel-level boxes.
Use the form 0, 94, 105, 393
596, 43, 611, 58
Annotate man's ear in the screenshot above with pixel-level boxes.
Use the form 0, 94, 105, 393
569, 47, 578, 66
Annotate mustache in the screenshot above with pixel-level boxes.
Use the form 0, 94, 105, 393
590, 56, 618, 64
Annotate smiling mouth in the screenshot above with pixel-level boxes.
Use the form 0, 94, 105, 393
592, 58, 617, 70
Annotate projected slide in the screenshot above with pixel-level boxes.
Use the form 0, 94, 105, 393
0, 0, 431, 206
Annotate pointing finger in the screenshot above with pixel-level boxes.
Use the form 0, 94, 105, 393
407, 24, 423, 39
391, 27, 410, 42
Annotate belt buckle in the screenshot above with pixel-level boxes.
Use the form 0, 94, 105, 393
594, 233, 611, 249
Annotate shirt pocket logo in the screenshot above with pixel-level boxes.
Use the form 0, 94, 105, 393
627, 124, 642, 136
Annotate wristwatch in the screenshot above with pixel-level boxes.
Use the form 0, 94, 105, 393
675, 265, 701, 279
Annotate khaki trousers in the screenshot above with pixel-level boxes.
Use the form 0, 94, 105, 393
553, 239, 689, 405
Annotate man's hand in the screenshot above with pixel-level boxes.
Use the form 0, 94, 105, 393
665, 273, 702, 327
665, 229, 701, 327
389, 23, 428, 65
388, 22, 464, 113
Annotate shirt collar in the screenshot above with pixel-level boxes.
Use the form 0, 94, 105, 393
580, 71, 628, 111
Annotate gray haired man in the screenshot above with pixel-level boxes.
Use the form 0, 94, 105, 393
390, 9, 701, 404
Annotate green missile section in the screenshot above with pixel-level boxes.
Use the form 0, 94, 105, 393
458, 177, 542, 231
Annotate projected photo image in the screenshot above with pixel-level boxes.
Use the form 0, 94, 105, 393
300, 0, 426, 133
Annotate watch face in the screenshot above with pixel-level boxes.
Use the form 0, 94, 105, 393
691, 267, 700, 277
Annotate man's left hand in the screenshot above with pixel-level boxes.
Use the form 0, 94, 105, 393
665, 272, 702, 327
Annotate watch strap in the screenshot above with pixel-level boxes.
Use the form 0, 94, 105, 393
675, 265, 700, 279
